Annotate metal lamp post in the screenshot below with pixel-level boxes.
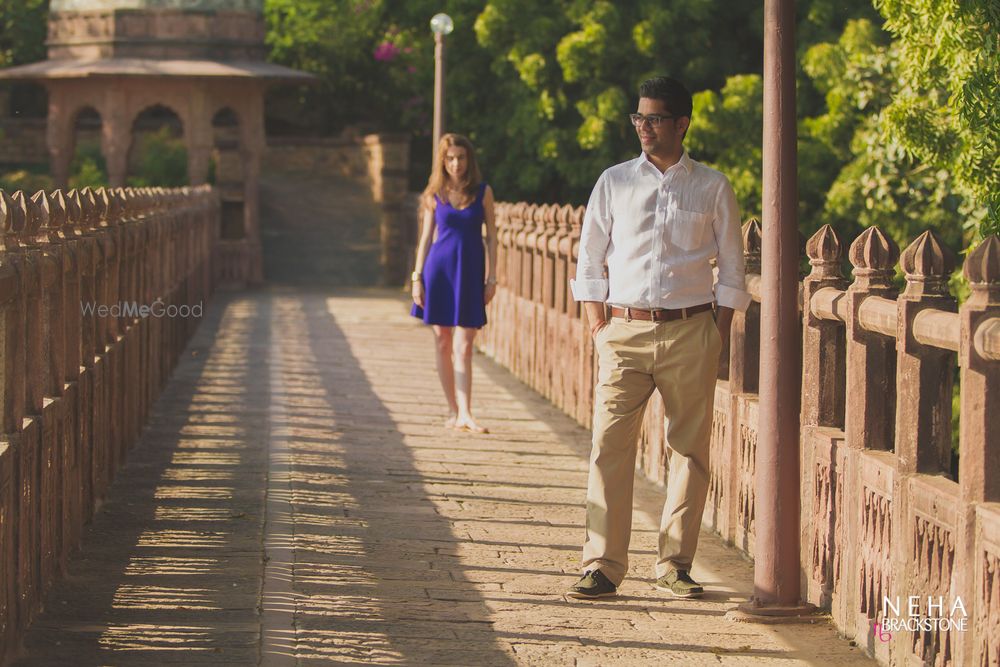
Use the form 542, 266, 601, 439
430, 12, 454, 160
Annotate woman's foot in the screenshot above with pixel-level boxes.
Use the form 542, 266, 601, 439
444, 413, 458, 429
453, 416, 488, 434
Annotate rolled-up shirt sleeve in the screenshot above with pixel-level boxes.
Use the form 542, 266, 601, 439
570, 170, 613, 302
712, 179, 752, 312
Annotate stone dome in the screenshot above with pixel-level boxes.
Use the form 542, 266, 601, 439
51, 0, 262, 11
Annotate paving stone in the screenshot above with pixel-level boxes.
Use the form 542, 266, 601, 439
11, 289, 875, 666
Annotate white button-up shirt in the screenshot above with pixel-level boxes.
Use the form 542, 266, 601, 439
570, 150, 751, 312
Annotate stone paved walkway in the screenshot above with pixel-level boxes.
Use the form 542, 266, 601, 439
13, 288, 874, 666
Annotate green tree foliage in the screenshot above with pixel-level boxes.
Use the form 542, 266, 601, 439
264, 0, 427, 135
69, 141, 108, 189
874, 0, 999, 239
126, 127, 188, 187
686, 16, 979, 253
0, 0, 47, 68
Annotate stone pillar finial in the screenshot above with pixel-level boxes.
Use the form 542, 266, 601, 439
805, 224, 842, 280
964, 235, 1000, 304
0, 191, 14, 251
47, 190, 68, 239
10, 192, 29, 247
65, 189, 83, 233
900, 229, 957, 298
848, 225, 898, 289
28, 191, 49, 244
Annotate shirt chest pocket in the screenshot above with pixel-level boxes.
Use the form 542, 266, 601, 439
669, 208, 712, 251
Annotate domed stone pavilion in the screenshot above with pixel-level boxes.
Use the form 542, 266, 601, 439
0, 0, 314, 282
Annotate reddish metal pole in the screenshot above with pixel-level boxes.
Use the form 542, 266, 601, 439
432, 32, 446, 160
734, 0, 815, 618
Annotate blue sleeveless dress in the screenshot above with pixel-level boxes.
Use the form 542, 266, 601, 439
411, 183, 488, 328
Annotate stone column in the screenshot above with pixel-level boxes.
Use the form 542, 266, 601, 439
186, 89, 213, 186
101, 94, 131, 188
46, 86, 75, 190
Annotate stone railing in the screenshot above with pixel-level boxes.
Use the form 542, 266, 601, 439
478, 201, 1000, 667
0, 186, 219, 661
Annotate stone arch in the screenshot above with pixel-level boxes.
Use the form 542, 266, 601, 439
127, 103, 187, 186
69, 106, 107, 187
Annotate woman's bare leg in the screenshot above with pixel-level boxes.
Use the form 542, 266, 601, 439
432, 325, 459, 426
453, 327, 487, 433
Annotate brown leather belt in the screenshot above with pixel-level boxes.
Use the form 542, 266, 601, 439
609, 303, 714, 322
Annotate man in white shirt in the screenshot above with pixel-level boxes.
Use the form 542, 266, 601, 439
566, 76, 750, 600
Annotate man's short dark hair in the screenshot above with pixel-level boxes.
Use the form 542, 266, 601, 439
638, 76, 692, 119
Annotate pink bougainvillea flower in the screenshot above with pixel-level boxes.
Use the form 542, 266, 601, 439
373, 42, 400, 62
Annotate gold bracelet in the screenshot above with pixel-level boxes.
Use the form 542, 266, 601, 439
411, 271, 422, 282
485, 278, 498, 286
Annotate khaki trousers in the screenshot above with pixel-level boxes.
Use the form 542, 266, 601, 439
582, 310, 721, 586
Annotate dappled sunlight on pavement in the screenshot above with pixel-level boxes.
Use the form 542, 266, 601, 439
12, 288, 873, 666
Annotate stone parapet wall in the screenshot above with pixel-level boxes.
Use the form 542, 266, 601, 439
265, 133, 414, 285
0, 185, 219, 662
477, 199, 1000, 667
47, 9, 266, 60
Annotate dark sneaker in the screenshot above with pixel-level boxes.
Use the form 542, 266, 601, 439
655, 569, 704, 599
566, 569, 617, 599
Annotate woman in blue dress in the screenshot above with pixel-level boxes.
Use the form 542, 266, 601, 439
411, 133, 498, 433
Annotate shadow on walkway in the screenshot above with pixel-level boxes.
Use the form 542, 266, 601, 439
12, 290, 272, 665
11, 288, 874, 666
259, 288, 515, 664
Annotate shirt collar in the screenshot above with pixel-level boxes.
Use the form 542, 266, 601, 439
636, 149, 693, 176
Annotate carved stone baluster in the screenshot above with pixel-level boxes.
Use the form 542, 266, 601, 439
721, 217, 762, 546
895, 230, 957, 475
956, 235, 1000, 665
0, 193, 25, 438
842, 225, 898, 639
10, 189, 42, 628
800, 225, 847, 609
802, 224, 847, 427
730, 218, 761, 396
894, 230, 958, 666
29, 190, 64, 588
845, 226, 899, 452
563, 206, 587, 424
550, 204, 572, 412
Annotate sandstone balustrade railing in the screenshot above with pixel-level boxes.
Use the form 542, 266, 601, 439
477, 201, 1000, 667
0, 186, 219, 661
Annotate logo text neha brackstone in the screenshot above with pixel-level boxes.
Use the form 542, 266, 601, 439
874, 596, 968, 642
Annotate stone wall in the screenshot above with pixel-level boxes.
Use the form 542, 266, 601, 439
264, 133, 415, 285
0, 119, 48, 167
0, 185, 219, 662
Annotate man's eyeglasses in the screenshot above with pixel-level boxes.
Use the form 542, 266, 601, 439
629, 113, 676, 128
